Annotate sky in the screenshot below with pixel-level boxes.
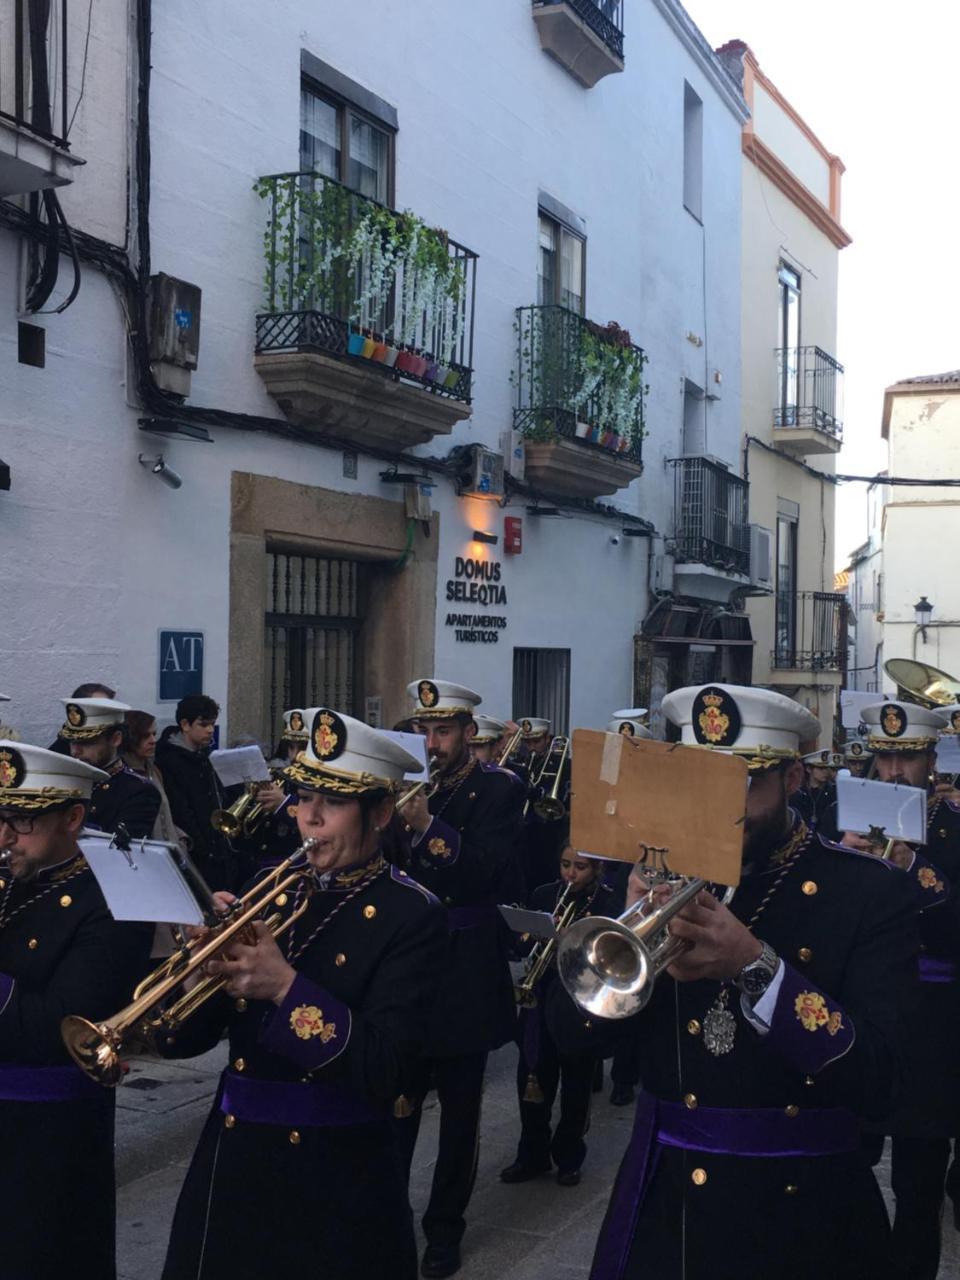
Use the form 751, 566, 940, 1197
683, 0, 960, 568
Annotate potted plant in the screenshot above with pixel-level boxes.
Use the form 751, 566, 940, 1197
347, 328, 366, 357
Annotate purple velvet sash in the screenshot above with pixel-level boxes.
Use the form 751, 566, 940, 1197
0, 1063, 105, 1103
447, 904, 496, 931
219, 1070, 384, 1129
591, 1091, 860, 1280
919, 955, 957, 984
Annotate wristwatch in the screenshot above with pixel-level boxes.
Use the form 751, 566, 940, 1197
734, 941, 780, 1000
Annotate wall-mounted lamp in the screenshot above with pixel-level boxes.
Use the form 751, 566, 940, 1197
379, 465, 434, 488
472, 529, 498, 545
138, 417, 213, 443
525, 505, 562, 517
621, 527, 650, 538
915, 595, 933, 641
138, 453, 183, 490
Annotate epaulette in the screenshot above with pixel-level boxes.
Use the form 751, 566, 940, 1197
390, 864, 441, 905
479, 761, 525, 786
816, 833, 896, 869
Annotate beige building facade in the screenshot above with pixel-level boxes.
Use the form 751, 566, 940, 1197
718, 43, 851, 744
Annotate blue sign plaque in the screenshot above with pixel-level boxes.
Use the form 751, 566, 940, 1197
158, 630, 204, 702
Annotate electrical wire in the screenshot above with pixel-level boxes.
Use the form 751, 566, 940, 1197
66, 0, 95, 138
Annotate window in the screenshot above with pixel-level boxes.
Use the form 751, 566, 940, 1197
683, 82, 703, 220
777, 263, 801, 420
682, 379, 705, 455
775, 507, 798, 660
538, 212, 584, 314
300, 83, 393, 202
513, 648, 571, 736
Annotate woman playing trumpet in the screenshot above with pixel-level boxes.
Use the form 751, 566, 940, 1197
159, 710, 446, 1280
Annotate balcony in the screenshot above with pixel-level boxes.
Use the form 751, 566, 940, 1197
513, 305, 644, 500
531, 0, 624, 87
668, 456, 751, 603
773, 346, 844, 456
770, 590, 847, 681
254, 172, 477, 451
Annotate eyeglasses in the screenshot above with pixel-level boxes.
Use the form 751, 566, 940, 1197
0, 812, 36, 835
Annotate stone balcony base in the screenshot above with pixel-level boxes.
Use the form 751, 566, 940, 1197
532, 3, 624, 87
523, 437, 642, 499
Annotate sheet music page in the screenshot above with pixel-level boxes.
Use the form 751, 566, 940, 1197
80, 831, 205, 925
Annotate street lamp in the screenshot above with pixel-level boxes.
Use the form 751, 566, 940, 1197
914, 596, 933, 642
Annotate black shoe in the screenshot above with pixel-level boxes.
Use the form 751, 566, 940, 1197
610, 1084, 635, 1107
556, 1168, 581, 1186
499, 1159, 551, 1183
421, 1243, 461, 1279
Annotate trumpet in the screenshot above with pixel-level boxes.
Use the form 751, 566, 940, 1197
396, 762, 441, 811
558, 873, 733, 1020
532, 736, 570, 821
61, 840, 318, 1086
496, 726, 523, 767
211, 773, 281, 838
514, 881, 578, 1008
866, 825, 898, 860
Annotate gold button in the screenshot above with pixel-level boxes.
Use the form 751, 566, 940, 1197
59, 895, 72, 908
289, 1129, 301, 1145
687, 1019, 701, 1036
335, 953, 346, 967
233, 1058, 246, 1072
785, 1184, 798, 1195
235, 998, 248, 1012
101, 783, 109, 791
27, 938, 38, 950
468, 792, 477, 800
939, 828, 948, 839
0, 879, 6, 889
801, 880, 817, 896
785, 1104, 799, 1118
683, 1093, 698, 1110
363, 905, 377, 920
584, 1020, 592, 1029
275, 893, 288, 907
224, 1113, 236, 1129
691, 1168, 707, 1186
798, 947, 812, 963
804, 1075, 816, 1087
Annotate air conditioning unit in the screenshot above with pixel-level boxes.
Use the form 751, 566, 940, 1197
749, 524, 773, 590
452, 444, 505, 501
651, 552, 675, 595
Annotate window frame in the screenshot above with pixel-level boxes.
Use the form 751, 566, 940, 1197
300, 76, 396, 206
537, 207, 586, 315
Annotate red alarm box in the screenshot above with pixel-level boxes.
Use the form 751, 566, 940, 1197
504, 516, 522, 555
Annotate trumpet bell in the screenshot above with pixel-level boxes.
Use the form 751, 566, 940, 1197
557, 915, 655, 1020
61, 1014, 124, 1087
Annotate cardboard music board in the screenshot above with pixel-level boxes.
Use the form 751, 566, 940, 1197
570, 731, 747, 887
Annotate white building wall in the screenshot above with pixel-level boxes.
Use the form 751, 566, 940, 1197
0, 0, 745, 746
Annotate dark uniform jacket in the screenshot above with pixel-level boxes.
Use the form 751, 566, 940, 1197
234, 793, 302, 878
155, 733, 234, 888
521, 748, 572, 894
792, 780, 839, 839
0, 851, 153, 1279
390, 757, 525, 1056
88, 757, 161, 840
159, 855, 446, 1280
548, 821, 919, 1280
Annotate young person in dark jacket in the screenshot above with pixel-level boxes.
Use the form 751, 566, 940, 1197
501, 843, 619, 1188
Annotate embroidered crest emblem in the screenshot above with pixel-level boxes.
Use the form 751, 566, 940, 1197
418, 680, 439, 709
311, 709, 345, 761
289, 1004, 337, 1043
428, 837, 451, 859
289, 711, 304, 732
521, 719, 532, 735
693, 687, 740, 747
880, 703, 906, 738
0, 747, 25, 789
795, 991, 843, 1036
618, 721, 635, 737
850, 742, 863, 757
65, 703, 85, 728
918, 866, 944, 893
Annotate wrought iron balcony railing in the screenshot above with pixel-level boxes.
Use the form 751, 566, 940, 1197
772, 590, 848, 672
513, 304, 645, 465
0, 0, 69, 145
774, 345, 844, 439
533, 0, 624, 59
254, 171, 478, 404
668, 456, 750, 576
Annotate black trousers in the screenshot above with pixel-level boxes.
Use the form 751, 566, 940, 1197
866, 1133, 950, 1280
611, 1035, 641, 1089
515, 1024, 594, 1173
394, 1051, 488, 1250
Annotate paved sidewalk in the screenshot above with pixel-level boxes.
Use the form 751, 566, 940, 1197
117, 1043, 960, 1279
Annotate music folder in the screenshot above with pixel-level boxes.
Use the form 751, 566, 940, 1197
835, 775, 927, 845
498, 905, 557, 941
79, 829, 206, 926
209, 746, 271, 788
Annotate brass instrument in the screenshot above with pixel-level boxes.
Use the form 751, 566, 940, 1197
514, 882, 578, 1008
866, 824, 898, 860
496, 726, 523, 767
61, 840, 318, 1086
558, 873, 734, 1020
211, 772, 281, 838
884, 658, 960, 709
532, 736, 570, 821
395, 762, 441, 811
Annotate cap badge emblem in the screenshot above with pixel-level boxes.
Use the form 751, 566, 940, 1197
0, 747, 25, 789
65, 703, 85, 728
289, 711, 304, 732
521, 719, 532, 734
693, 687, 740, 747
418, 681, 439, 709
951, 710, 960, 732
312, 709, 346, 761
618, 721, 635, 736
881, 703, 906, 738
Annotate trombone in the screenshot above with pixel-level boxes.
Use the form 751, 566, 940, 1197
514, 881, 578, 1008
497, 725, 523, 767
61, 840, 318, 1086
528, 736, 570, 821
395, 762, 441, 812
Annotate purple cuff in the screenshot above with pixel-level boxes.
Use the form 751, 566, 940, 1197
415, 817, 460, 867
912, 855, 950, 907
260, 973, 352, 1073
0, 973, 13, 1018
765, 963, 855, 1075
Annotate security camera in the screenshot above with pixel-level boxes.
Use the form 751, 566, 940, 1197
609, 535, 621, 546
138, 453, 182, 490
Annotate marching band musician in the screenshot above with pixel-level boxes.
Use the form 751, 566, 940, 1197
469, 714, 508, 764
840, 700, 960, 1280
501, 843, 619, 1188
159, 709, 446, 1280
234, 708, 309, 873
792, 747, 844, 838
519, 717, 571, 893
0, 742, 153, 1278
390, 678, 525, 1280
843, 739, 873, 777
59, 696, 161, 839
548, 684, 919, 1280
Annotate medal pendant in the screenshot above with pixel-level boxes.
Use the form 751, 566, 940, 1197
703, 1004, 736, 1057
